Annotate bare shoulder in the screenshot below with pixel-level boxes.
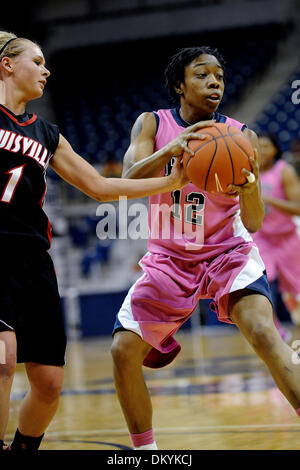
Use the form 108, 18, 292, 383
122, 112, 157, 174
130, 112, 157, 141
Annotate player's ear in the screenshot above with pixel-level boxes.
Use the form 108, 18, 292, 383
174, 81, 184, 97
0, 57, 14, 74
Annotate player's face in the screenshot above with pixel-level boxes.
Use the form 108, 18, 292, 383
258, 137, 277, 168
179, 54, 224, 113
11, 42, 50, 101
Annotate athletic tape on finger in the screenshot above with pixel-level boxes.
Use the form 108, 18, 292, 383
247, 172, 255, 183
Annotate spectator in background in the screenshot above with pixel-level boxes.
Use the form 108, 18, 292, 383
253, 132, 300, 336
81, 238, 112, 278
285, 138, 300, 179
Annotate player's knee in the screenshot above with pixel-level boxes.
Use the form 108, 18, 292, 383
111, 334, 145, 368
34, 376, 63, 403
111, 339, 137, 367
0, 353, 16, 379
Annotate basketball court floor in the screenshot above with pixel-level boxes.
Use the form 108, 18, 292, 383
5, 326, 300, 450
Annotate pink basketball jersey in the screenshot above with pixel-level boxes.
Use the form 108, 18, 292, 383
147, 108, 253, 261
256, 159, 297, 237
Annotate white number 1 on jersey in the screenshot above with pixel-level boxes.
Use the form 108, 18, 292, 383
1, 164, 25, 203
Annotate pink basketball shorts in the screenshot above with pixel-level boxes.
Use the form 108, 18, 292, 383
113, 243, 272, 369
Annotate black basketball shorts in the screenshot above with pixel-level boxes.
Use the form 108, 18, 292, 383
0, 248, 66, 366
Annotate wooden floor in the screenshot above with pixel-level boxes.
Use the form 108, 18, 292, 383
5, 326, 300, 450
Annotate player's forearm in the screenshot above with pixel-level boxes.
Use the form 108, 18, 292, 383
263, 196, 300, 216
93, 174, 178, 202
123, 147, 174, 179
240, 188, 265, 233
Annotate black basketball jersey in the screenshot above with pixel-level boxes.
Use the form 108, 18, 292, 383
0, 105, 59, 250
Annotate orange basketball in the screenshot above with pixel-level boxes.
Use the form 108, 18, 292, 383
183, 123, 253, 194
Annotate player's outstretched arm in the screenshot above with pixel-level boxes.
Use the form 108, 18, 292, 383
227, 129, 265, 233
50, 134, 190, 202
122, 112, 213, 179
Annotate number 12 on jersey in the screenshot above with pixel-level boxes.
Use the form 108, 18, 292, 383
171, 190, 205, 226
1, 164, 25, 203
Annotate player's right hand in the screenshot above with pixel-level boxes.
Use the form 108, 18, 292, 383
166, 119, 215, 157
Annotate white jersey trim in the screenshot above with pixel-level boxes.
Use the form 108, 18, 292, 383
117, 274, 146, 338
0, 319, 14, 330
292, 216, 300, 238
232, 210, 253, 242
229, 246, 266, 293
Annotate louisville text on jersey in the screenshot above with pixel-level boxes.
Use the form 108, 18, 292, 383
0, 129, 52, 169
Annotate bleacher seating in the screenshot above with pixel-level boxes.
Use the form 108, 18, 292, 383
253, 64, 300, 151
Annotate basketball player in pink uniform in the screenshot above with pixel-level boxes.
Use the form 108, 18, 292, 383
253, 132, 300, 330
111, 47, 300, 450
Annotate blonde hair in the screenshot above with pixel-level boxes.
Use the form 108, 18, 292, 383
0, 31, 39, 61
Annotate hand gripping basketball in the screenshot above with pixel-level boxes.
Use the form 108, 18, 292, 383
182, 123, 254, 194
167, 119, 215, 157
227, 151, 259, 196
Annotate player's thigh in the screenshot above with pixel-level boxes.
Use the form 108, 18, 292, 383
111, 330, 152, 364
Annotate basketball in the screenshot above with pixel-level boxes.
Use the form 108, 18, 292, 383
183, 123, 254, 194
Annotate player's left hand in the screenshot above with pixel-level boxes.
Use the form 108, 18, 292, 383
225, 148, 259, 198
0, 80, 6, 105
169, 155, 191, 189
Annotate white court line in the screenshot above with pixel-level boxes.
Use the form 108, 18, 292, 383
6, 423, 300, 439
